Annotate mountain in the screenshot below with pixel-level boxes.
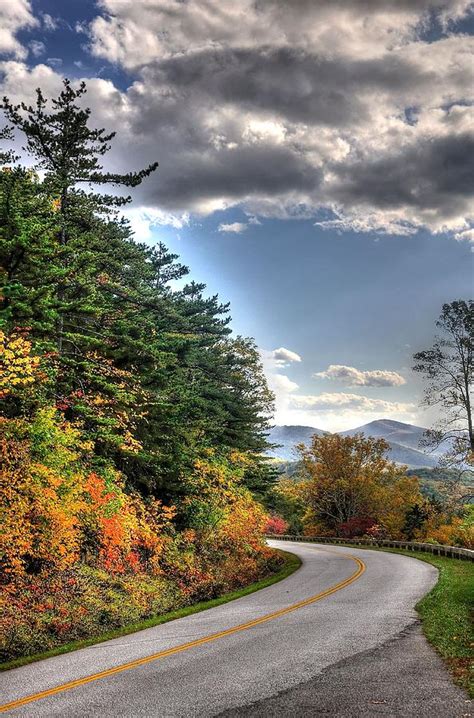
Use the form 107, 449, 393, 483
267, 419, 438, 468
266, 425, 326, 461
340, 419, 427, 451
340, 419, 438, 467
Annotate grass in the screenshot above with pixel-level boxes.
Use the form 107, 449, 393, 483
0, 549, 301, 673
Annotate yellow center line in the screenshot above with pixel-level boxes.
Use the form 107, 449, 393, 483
0, 551, 365, 714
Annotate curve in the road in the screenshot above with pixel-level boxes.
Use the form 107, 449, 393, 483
0, 552, 364, 715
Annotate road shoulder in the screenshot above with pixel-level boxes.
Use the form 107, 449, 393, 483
220, 621, 472, 717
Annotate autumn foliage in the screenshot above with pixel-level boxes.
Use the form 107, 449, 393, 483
0, 332, 278, 662
265, 515, 289, 535
272, 433, 473, 546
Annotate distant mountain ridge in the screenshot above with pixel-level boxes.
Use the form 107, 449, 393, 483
267, 419, 439, 468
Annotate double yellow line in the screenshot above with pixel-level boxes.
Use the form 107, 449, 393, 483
0, 551, 365, 714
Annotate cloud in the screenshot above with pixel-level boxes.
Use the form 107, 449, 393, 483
259, 348, 417, 431
46, 57, 63, 68
325, 131, 474, 234
123, 207, 189, 241
75, 21, 88, 35
88, 1, 472, 69
29, 40, 45, 58
87, 1, 474, 235
290, 392, 414, 413
314, 364, 406, 387
272, 347, 302, 365
1, 0, 473, 237
259, 347, 302, 426
218, 222, 248, 234
271, 374, 299, 393
454, 228, 474, 244
0, 1, 37, 59
41, 13, 58, 32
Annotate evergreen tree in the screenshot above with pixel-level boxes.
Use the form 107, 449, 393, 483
2, 79, 158, 354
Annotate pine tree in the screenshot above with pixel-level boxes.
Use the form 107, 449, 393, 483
3, 79, 158, 354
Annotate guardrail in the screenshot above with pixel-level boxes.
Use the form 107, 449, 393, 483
266, 535, 474, 562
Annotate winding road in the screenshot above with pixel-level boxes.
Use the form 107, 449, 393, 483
0, 541, 470, 717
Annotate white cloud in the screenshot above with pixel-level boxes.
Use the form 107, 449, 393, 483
315, 213, 418, 237
46, 57, 63, 68
218, 222, 248, 234
454, 228, 474, 244
282, 391, 418, 432
259, 348, 302, 426
89, 1, 473, 69
123, 207, 189, 240
314, 364, 406, 387
272, 347, 302, 365
29, 40, 45, 58
75, 21, 88, 35
0, 61, 64, 107
290, 392, 414, 414
0, 1, 37, 59
271, 374, 299, 393
41, 13, 58, 32
258, 349, 417, 432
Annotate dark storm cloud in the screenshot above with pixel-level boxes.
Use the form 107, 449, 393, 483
3, 0, 472, 233
149, 46, 433, 128
330, 132, 474, 218
137, 142, 322, 209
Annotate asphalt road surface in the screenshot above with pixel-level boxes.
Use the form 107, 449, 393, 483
0, 541, 470, 717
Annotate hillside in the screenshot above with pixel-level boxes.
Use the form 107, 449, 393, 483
266, 425, 326, 461
267, 419, 439, 468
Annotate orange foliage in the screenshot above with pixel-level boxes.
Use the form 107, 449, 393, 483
0, 409, 175, 581
0, 339, 280, 661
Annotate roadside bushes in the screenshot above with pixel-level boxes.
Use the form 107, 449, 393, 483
264, 515, 289, 535
0, 374, 280, 662
0, 567, 183, 661
0, 407, 175, 580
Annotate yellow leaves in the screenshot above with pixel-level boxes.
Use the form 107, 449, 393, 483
291, 433, 425, 539
51, 197, 61, 212
0, 409, 179, 581
91, 395, 108, 406
119, 430, 142, 454
0, 331, 41, 398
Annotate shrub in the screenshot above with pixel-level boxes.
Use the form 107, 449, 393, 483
265, 515, 289, 535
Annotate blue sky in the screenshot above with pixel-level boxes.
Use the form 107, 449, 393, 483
1, 0, 473, 430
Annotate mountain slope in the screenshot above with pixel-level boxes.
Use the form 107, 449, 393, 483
267, 419, 438, 468
266, 425, 326, 461
340, 419, 427, 451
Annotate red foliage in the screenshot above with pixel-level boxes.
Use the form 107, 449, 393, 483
265, 515, 289, 535
337, 517, 376, 538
